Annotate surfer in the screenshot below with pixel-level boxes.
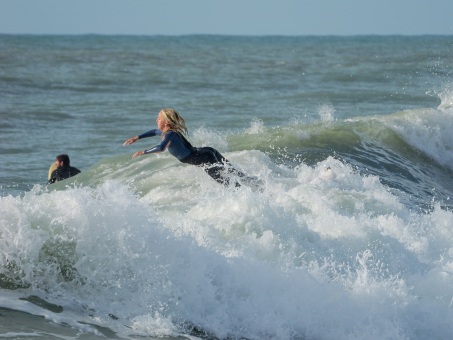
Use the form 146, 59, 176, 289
123, 108, 255, 187
48, 154, 81, 184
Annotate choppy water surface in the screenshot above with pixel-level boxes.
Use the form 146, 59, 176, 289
1, 34, 453, 339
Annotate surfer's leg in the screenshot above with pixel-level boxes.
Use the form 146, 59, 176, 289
203, 164, 229, 186
195, 148, 229, 185
207, 147, 247, 178
204, 148, 264, 190
183, 147, 244, 187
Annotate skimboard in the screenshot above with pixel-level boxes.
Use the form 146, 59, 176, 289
48, 162, 58, 181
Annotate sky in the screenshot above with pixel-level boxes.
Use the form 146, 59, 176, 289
0, 0, 452, 36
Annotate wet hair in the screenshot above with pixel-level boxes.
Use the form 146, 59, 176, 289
56, 154, 70, 166
159, 108, 189, 135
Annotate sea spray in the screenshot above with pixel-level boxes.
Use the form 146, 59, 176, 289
2, 151, 453, 338
2, 34, 453, 339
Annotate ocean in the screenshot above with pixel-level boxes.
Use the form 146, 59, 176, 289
1, 34, 453, 339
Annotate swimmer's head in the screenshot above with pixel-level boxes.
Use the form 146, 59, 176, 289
55, 154, 70, 167
158, 108, 188, 135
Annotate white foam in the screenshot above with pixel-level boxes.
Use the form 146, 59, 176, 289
383, 107, 453, 169
244, 118, 265, 135
437, 84, 453, 112
317, 103, 335, 123
1, 155, 453, 339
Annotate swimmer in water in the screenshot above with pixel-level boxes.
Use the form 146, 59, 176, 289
48, 154, 81, 184
123, 108, 252, 187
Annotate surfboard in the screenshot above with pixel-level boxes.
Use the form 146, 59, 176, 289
48, 162, 58, 180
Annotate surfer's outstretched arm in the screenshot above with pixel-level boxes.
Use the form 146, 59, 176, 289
123, 135, 139, 146
131, 132, 173, 159
132, 150, 145, 158
123, 129, 162, 146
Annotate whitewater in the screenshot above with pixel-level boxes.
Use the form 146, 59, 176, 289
1, 35, 453, 339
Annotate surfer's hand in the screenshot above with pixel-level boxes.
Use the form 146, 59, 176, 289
132, 151, 144, 159
123, 136, 139, 146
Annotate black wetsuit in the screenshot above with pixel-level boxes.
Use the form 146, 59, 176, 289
139, 129, 246, 185
48, 166, 81, 184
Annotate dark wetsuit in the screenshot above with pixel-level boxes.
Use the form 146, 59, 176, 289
139, 129, 245, 186
48, 166, 81, 184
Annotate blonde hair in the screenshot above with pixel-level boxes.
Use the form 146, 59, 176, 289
159, 108, 188, 135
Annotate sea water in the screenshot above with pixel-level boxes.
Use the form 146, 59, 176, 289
1, 34, 453, 339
